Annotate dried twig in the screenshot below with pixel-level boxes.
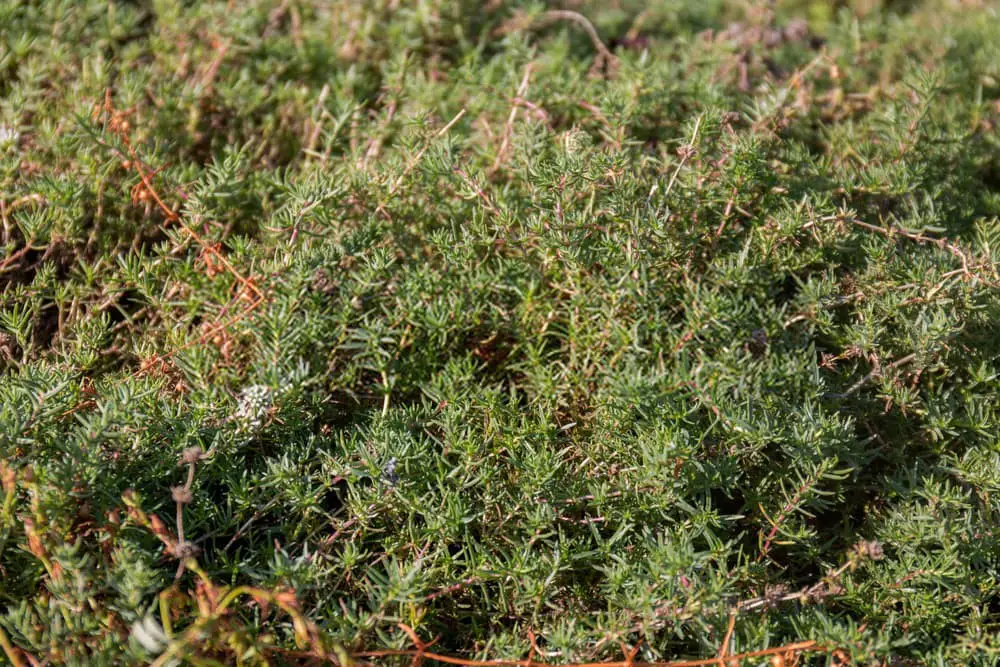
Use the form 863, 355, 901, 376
376, 107, 466, 218
739, 558, 856, 613
0, 625, 26, 667
453, 167, 500, 215
716, 612, 737, 662
93, 91, 262, 300
89, 91, 267, 376
496, 10, 618, 73
304, 83, 331, 156
196, 37, 231, 92
492, 63, 534, 173
361, 97, 398, 171
663, 115, 704, 204
783, 292, 864, 328
829, 352, 917, 399
536, 10, 619, 70
847, 218, 991, 284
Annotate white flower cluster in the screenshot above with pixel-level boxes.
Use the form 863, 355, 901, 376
381, 457, 399, 487
131, 615, 168, 655
560, 128, 591, 156
234, 384, 273, 431
0, 125, 19, 150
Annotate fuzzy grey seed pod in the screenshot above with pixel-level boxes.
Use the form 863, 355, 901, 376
171, 486, 194, 505
171, 540, 201, 560
179, 446, 206, 465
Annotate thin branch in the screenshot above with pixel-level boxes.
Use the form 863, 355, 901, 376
93, 90, 262, 302
757, 469, 825, 563
0, 625, 27, 667
848, 217, 997, 286
739, 559, 855, 612
664, 115, 704, 203
385, 108, 467, 200
536, 10, 619, 69
829, 352, 917, 399
492, 63, 534, 173
716, 612, 737, 662
453, 167, 500, 215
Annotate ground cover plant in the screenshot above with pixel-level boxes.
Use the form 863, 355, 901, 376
2, 0, 1000, 664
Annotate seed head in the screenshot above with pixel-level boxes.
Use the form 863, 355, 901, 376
311, 267, 337, 295
853, 539, 885, 561
179, 446, 206, 465
170, 540, 201, 560
171, 486, 194, 505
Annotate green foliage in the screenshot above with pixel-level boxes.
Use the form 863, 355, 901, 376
2, 0, 1000, 664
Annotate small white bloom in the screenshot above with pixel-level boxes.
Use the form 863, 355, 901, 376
0, 125, 19, 149
131, 615, 168, 654
381, 457, 399, 487
234, 384, 273, 430
560, 128, 590, 156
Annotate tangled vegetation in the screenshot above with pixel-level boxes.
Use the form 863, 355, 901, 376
2, 0, 1000, 664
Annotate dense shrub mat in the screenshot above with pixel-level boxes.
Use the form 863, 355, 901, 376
2, 0, 1000, 664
